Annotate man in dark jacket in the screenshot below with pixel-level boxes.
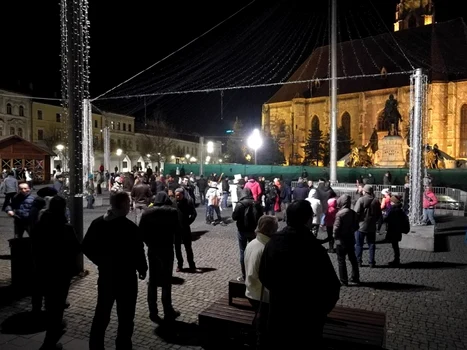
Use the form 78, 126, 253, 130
196, 175, 208, 205
174, 188, 198, 272
292, 178, 309, 201
259, 200, 340, 349
232, 188, 263, 281
140, 192, 181, 324
83, 192, 148, 350
130, 175, 152, 225
333, 194, 360, 285
6, 181, 35, 238
353, 184, 382, 267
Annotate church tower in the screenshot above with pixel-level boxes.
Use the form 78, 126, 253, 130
394, 0, 434, 32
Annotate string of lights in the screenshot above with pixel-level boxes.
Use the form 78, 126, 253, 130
93, 70, 414, 101
91, 0, 257, 102
337, 15, 347, 77
347, 8, 379, 73
343, 15, 364, 75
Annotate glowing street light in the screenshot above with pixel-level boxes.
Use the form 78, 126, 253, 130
56, 144, 64, 151
116, 148, 123, 156
207, 141, 214, 154
247, 129, 263, 165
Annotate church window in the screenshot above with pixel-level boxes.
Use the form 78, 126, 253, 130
460, 104, 467, 157
6, 103, 12, 114
10, 127, 15, 135
19, 106, 24, 116
341, 112, 351, 140
18, 128, 23, 138
311, 115, 320, 131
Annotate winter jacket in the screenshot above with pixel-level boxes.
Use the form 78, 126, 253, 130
292, 183, 309, 201
244, 179, 262, 201
306, 189, 322, 225
232, 189, 264, 233
333, 194, 358, 244
324, 197, 338, 227
353, 193, 382, 233
7, 193, 35, 220
423, 190, 438, 209
3, 175, 18, 194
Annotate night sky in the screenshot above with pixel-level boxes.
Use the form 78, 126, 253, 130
1, 0, 465, 138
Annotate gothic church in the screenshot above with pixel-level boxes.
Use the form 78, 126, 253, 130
261, 0, 467, 166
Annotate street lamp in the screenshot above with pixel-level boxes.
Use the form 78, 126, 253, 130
56, 144, 64, 151
247, 129, 263, 165
56, 144, 65, 172
207, 141, 214, 154
116, 148, 123, 172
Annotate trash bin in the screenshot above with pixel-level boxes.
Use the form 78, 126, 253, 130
8, 237, 34, 292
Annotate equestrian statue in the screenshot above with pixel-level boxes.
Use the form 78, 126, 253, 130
383, 94, 403, 136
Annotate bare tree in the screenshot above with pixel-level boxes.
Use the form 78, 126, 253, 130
43, 126, 65, 149
139, 118, 176, 158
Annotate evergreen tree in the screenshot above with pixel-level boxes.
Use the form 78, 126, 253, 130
337, 125, 354, 160
225, 117, 246, 164
256, 133, 285, 165
303, 127, 324, 165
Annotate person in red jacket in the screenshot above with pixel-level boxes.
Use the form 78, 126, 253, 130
422, 185, 438, 225
244, 176, 262, 201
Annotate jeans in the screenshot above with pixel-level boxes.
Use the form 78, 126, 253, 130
147, 256, 174, 317
355, 230, 376, 265
134, 204, 147, 226
238, 231, 255, 279
423, 208, 436, 225
221, 192, 229, 209
208, 205, 221, 222
336, 243, 359, 284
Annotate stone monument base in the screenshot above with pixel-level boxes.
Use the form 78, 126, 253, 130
375, 135, 407, 168
400, 225, 435, 252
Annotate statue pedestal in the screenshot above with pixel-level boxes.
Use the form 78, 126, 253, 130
375, 135, 407, 168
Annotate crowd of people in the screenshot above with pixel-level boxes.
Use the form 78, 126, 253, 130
0, 165, 441, 349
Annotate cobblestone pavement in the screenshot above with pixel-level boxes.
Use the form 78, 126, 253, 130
0, 193, 466, 349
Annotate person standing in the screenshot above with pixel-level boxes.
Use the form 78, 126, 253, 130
140, 192, 181, 324
83, 192, 147, 350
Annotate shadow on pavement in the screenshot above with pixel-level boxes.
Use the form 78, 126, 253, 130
154, 320, 201, 346
0, 285, 29, 307
359, 281, 440, 292
192, 230, 208, 242
180, 267, 217, 274
376, 261, 467, 269
171, 276, 185, 285
1, 311, 46, 335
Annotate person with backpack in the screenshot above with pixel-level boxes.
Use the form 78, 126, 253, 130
384, 195, 410, 266
353, 184, 382, 268
232, 188, 264, 282
333, 194, 360, 286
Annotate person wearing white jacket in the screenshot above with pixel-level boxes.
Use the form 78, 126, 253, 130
205, 182, 222, 224
306, 188, 322, 237
244, 215, 278, 349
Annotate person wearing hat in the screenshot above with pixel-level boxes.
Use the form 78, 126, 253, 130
384, 195, 410, 266
353, 184, 382, 267
378, 188, 391, 233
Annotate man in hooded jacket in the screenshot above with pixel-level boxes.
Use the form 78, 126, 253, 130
259, 200, 340, 349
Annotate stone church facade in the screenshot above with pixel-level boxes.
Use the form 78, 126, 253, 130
261, 0, 467, 165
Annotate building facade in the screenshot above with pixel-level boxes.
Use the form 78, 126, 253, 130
261, 0, 467, 165
0, 90, 223, 178
0, 90, 31, 141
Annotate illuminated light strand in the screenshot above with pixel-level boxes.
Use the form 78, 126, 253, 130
337, 15, 347, 77
310, 14, 329, 80
366, 0, 415, 70
348, 9, 380, 72
344, 15, 364, 75
111, 9, 310, 117
91, 0, 257, 101
93, 70, 414, 101
355, 8, 405, 71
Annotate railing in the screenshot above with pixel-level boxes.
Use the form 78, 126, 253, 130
290, 182, 466, 217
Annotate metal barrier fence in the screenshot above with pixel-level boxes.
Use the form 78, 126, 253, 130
290, 182, 466, 217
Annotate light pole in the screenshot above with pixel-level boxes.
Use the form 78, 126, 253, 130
247, 129, 263, 165
56, 144, 65, 172
116, 148, 123, 172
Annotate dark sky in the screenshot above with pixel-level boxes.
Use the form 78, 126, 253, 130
1, 0, 465, 138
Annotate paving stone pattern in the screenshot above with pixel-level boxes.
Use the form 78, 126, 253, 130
0, 193, 466, 349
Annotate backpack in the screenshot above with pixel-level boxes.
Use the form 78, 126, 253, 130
243, 201, 262, 231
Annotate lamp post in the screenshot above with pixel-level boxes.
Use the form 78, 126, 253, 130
116, 148, 123, 172
247, 129, 263, 165
56, 144, 65, 172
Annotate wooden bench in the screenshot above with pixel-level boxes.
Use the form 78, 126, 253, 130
199, 280, 386, 349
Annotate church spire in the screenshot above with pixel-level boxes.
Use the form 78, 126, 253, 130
394, 0, 435, 32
